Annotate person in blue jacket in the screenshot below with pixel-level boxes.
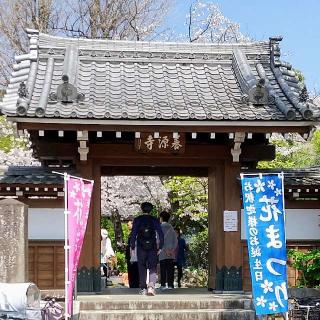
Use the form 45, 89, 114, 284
175, 227, 188, 288
130, 202, 164, 296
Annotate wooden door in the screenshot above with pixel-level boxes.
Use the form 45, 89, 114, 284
28, 241, 64, 289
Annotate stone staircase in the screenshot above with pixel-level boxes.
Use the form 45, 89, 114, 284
77, 290, 255, 320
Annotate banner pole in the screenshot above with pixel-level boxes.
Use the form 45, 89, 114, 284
281, 172, 289, 320
64, 173, 70, 320
240, 172, 287, 177
52, 170, 93, 183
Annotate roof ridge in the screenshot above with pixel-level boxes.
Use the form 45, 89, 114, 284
34, 30, 270, 52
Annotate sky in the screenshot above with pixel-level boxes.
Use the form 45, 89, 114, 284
164, 0, 320, 93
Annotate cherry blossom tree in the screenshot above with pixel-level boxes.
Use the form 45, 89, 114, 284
101, 176, 169, 218
185, 1, 248, 43
101, 175, 169, 248
0, 116, 39, 166
0, 0, 171, 85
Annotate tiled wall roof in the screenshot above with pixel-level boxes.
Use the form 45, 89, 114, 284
0, 166, 63, 185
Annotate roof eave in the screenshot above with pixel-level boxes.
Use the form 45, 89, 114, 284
8, 116, 316, 129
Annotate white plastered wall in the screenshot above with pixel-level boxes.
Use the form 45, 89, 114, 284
241, 208, 320, 240
28, 208, 64, 240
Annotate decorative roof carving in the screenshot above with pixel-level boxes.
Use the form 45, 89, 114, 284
49, 75, 85, 104
18, 82, 28, 99
248, 78, 269, 105
299, 85, 309, 103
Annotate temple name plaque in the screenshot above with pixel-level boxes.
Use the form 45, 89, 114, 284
135, 132, 185, 154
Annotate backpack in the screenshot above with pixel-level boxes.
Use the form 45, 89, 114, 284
137, 216, 156, 250
41, 299, 63, 320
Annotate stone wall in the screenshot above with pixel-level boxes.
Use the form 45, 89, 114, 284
0, 199, 28, 282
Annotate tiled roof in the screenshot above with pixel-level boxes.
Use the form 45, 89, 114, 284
1, 166, 319, 188
0, 166, 63, 185
0, 30, 318, 121
244, 166, 320, 188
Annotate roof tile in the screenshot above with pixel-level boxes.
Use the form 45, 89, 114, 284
1, 31, 319, 121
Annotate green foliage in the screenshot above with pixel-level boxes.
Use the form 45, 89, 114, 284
115, 252, 127, 273
101, 216, 130, 252
294, 69, 305, 84
164, 176, 208, 233
258, 134, 320, 169
121, 222, 130, 245
183, 268, 208, 287
187, 229, 208, 270
101, 217, 130, 272
288, 248, 320, 288
101, 217, 117, 248
311, 130, 320, 160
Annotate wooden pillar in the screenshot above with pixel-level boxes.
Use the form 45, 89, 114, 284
224, 161, 242, 267
208, 161, 243, 290
208, 163, 225, 289
76, 160, 101, 291
223, 160, 243, 290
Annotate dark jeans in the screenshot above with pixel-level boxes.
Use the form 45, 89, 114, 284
160, 259, 174, 288
137, 247, 158, 289
177, 265, 183, 286
102, 263, 108, 277
127, 261, 139, 288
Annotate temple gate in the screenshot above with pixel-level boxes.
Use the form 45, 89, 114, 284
0, 29, 318, 291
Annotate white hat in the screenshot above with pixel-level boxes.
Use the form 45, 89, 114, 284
101, 229, 108, 237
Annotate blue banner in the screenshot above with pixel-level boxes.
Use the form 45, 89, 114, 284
241, 173, 288, 316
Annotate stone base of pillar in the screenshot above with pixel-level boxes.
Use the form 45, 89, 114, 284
77, 267, 101, 292
216, 266, 242, 291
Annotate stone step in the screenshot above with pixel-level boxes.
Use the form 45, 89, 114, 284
79, 309, 256, 320
79, 298, 252, 311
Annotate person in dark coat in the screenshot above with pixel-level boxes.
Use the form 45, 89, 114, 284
175, 227, 188, 288
130, 202, 164, 296
125, 220, 139, 288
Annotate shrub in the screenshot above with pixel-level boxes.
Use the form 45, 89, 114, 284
116, 252, 127, 273
288, 248, 320, 288
187, 229, 208, 270
183, 268, 208, 287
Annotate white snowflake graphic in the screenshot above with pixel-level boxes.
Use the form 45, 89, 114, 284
275, 188, 282, 196
254, 179, 265, 193
269, 301, 278, 311
256, 296, 267, 308
261, 279, 274, 293
244, 181, 253, 192
267, 180, 276, 190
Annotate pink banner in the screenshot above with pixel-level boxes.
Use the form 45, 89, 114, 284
67, 177, 94, 315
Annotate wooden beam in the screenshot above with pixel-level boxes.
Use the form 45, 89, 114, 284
101, 166, 208, 176
242, 145, 276, 161
20, 198, 64, 208
32, 141, 78, 158
92, 143, 228, 158
17, 121, 312, 134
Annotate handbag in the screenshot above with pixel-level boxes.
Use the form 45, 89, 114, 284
41, 299, 63, 320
